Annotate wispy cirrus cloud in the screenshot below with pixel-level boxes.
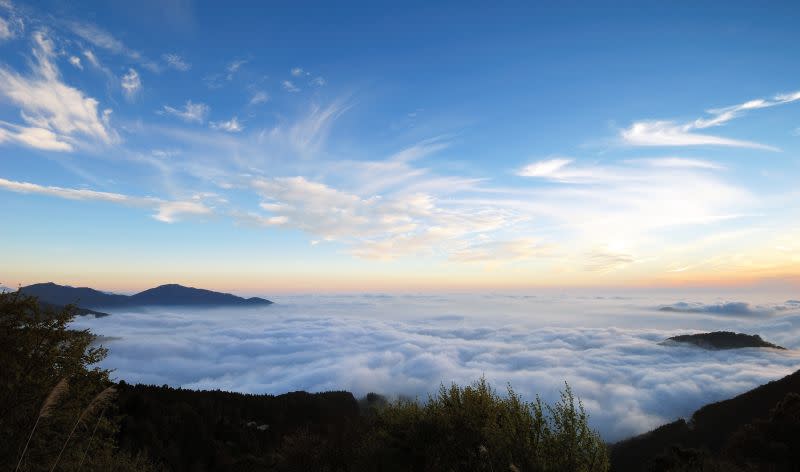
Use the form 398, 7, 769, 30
450, 238, 552, 263
67, 20, 159, 72
584, 249, 636, 272
510, 157, 752, 271
0, 1, 23, 40
82, 50, 101, 68
621, 121, 778, 151
630, 157, 724, 170
256, 101, 347, 156
226, 59, 246, 79
210, 116, 243, 133
0, 31, 115, 152
0, 122, 72, 151
517, 157, 574, 179
249, 91, 269, 106
0, 177, 212, 222
120, 68, 141, 100
203, 59, 247, 88
620, 90, 800, 151
282, 80, 300, 93
0, 17, 12, 39
162, 53, 190, 71
517, 156, 725, 184
159, 100, 209, 123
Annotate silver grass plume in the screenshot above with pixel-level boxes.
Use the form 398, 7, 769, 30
50, 386, 117, 472
15, 378, 70, 472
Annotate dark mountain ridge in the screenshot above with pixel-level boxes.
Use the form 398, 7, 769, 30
611, 368, 800, 471
19, 282, 273, 309
661, 331, 786, 350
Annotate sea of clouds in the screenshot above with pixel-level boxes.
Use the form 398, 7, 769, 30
71, 292, 800, 442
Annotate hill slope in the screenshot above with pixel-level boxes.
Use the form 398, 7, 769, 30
611, 368, 800, 471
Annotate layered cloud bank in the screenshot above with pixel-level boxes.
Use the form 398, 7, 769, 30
73, 293, 800, 442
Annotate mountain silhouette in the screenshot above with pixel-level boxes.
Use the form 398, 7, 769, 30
19, 282, 272, 309
661, 331, 785, 350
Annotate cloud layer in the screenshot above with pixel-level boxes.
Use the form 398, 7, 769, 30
73, 293, 800, 442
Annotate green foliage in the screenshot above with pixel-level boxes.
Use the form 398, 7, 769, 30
0, 292, 158, 471
358, 378, 609, 472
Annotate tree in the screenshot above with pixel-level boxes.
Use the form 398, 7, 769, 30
0, 292, 157, 471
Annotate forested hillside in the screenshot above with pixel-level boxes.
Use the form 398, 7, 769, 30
611, 368, 800, 471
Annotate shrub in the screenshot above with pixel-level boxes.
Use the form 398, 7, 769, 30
359, 377, 609, 472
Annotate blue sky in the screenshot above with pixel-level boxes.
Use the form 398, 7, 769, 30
1, 0, 799, 292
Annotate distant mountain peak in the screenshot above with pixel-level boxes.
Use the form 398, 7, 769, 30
19, 282, 273, 311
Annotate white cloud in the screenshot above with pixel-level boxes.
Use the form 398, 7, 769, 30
694, 93, 800, 129
0, 176, 132, 202
0, 122, 72, 151
120, 68, 141, 100
0, 31, 115, 151
257, 101, 346, 156
517, 158, 573, 178
516, 157, 725, 184
152, 200, 212, 223
225, 59, 246, 80
450, 238, 551, 263
620, 90, 800, 150
68, 55, 82, 69
151, 149, 179, 159
210, 116, 243, 133
634, 157, 723, 170
162, 53, 190, 71
506, 157, 752, 271
282, 80, 300, 92
228, 59, 247, 73
658, 301, 773, 316
584, 249, 636, 272
249, 91, 269, 105
69, 21, 124, 53
82, 50, 101, 68
0, 176, 212, 222
0, 5, 23, 41
250, 175, 515, 260
290, 67, 305, 77
159, 100, 209, 123
202, 59, 247, 87
0, 16, 12, 39
621, 121, 778, 151
311, 76, 326, 87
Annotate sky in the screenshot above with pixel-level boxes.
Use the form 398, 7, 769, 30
1, 0, 800, 293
